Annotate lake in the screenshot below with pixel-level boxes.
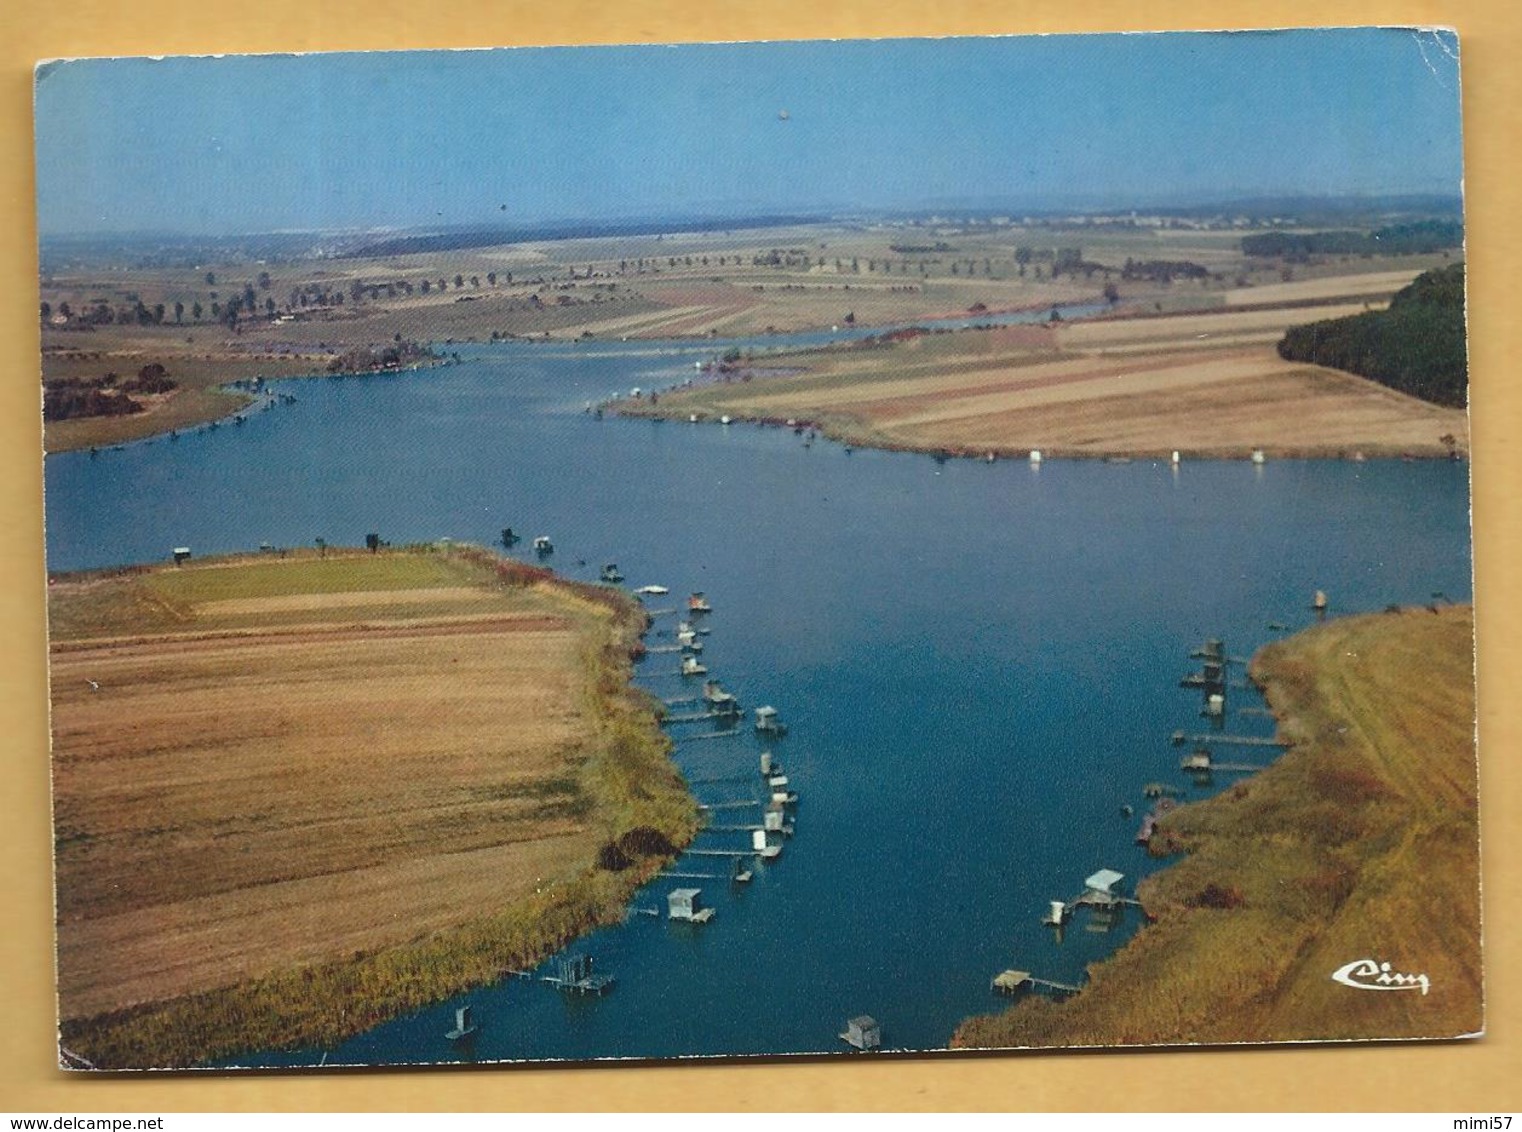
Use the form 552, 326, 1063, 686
43, 326, 1474, 1064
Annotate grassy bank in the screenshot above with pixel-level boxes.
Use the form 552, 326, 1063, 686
50, 547, 699, 1068
953, 605, 1480, 1049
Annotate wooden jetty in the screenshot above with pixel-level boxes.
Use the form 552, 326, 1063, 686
445, 1005, 478, 1042
674, 729, 742, 744
698, 800, 760, 811
543, 953, 614, 995
1182, 749, 1265, 774
660, 871, 718, 880
1172, 730, 1285, 748
664, 710, 730, 724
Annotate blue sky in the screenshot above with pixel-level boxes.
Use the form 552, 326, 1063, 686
33, 28, 1464, 236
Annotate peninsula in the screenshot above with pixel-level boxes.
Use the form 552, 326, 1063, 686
48, 546, 697, 1068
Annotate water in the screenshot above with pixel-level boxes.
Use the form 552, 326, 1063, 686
43, 327, 1473, 1065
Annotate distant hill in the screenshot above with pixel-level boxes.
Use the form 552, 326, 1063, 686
339, 214, 823, 259
1276, 264, 1467, 408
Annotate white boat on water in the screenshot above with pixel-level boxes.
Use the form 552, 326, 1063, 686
634, 585, 669, 596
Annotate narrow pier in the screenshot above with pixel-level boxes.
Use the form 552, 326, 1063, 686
675, 730, 742, 744
698, 800, 760, 811
664, 710, 732, 724
991, 970, 1084, 996
1171, 730, 1285, 748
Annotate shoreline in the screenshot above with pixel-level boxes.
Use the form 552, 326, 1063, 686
615, 397, 1468, 462
43, 357, 456, 456
950, 605, 1480, 1050
50, 546, 701, 1069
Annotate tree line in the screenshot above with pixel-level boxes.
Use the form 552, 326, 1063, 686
1242, 220, 1463, 260
1276, 264, 1466, 407
43, 363, 177, 421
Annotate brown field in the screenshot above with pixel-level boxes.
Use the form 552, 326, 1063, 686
954, 604, 1480, 1049
48, 549, 697, 1064
624, 300, 1468, 459
1220, 267, 1424, 306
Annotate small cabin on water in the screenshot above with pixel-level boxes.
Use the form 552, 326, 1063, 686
1181, 748, 1213, 772
841, 1015, 881, 1051
688, 592, 713, 614
533, 536, 554, 555
755, 706, 787, 736
601, 562, 623, 583
668, 887, 715, 923
680, 655, 708, 677
992, 970, 1032, 996
702, 680, 739, 715
547, 952, 615, 994
1083, 869, 1126, 904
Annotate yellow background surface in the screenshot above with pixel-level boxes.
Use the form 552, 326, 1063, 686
3, 0, 1518, 1112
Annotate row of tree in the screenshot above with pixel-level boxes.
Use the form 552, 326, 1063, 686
1275, 264, 1467, 407
43, 364, 177, 421
1242, 219, 1463, 259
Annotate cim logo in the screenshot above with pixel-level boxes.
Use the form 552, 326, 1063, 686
1331, 958, 1431, 995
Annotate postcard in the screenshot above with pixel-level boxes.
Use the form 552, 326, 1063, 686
34, 27, 1476, 1071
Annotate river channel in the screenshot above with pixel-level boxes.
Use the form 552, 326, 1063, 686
43, 318, 1473, 1064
